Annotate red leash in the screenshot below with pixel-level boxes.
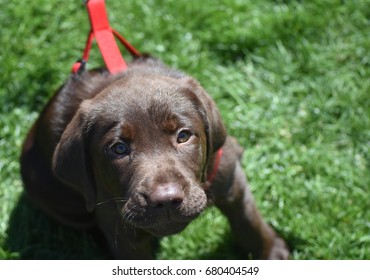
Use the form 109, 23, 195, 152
72, 0, 141, 74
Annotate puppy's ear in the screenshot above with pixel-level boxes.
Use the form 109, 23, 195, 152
52, 105, 96, 212
181, 78, 227, 155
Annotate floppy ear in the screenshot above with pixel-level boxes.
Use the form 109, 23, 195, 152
181, 77, 227, 155
52, 106, 96, 212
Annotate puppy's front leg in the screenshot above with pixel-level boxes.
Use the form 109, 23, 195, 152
213, 144, 289, 259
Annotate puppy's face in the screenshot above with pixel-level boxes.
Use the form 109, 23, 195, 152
53, 73, 226, 236
91, 75, 209, 236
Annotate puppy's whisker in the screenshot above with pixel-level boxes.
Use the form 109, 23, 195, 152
126, 208, 138, 224
121, 205, 141, 236
95, 197, 127, 207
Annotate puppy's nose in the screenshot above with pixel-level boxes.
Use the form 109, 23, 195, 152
147, 183, 184, 209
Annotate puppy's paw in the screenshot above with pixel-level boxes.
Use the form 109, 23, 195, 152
266, 236, 290, 260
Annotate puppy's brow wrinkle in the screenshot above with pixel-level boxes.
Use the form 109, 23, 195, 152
119, 123, 135, 140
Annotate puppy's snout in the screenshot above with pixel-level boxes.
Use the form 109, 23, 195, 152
147, 183, 184, 209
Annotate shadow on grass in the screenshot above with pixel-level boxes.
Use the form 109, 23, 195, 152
5, 193, 108, 260
5, 194, 247, 260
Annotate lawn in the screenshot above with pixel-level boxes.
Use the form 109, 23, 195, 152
0, 0, 369, 259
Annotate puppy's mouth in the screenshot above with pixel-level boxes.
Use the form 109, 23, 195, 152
120, 206, 200, 237
141, 221, 190, 237
124, 208, 198, 237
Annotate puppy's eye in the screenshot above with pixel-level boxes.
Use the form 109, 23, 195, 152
111, 142, 130, 156
177, 130, 192, 143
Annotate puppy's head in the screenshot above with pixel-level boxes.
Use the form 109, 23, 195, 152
53, 72, 226, 236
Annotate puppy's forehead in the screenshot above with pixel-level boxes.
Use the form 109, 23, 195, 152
88, 74, 200, 123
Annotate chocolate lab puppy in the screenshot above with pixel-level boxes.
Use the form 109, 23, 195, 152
20, 57, 289, 259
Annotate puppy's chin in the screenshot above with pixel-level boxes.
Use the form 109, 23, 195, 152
142, 222, 190, 237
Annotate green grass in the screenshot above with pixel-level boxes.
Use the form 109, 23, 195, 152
1, 0, 369, 259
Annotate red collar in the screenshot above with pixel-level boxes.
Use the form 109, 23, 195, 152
72, 0, 140, 74
206, 148, 223, 184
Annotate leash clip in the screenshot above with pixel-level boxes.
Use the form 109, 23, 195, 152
72, 0, 141, 74
72, 59, 87, 74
